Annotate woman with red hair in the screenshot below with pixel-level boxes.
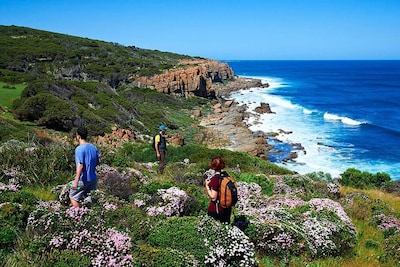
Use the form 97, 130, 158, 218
205, 156, 232, 223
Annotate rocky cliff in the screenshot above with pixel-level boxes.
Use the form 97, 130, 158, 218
132, 59, 234, 97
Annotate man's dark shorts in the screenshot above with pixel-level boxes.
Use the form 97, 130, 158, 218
69, 180, 97, 203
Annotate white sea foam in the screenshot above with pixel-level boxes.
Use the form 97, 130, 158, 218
341, 117, 363, 126
323, 112, 364, 125
302, 108, 314, 115
230, 76, 355, 177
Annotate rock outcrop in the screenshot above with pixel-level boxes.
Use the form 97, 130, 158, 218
211, 77, 268, 97
254, 102, 275, 114
94, 126, 135, 148
132, 59, 234, 97
200, 100, 267, 158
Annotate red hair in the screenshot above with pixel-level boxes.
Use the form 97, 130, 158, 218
210, 156, 226, 171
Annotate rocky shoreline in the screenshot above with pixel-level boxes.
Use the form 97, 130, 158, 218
200, 77, 270, 158
200, 77, 301, 163
200, 101, 268, 158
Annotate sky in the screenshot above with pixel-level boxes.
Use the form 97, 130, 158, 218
1, 0, 400, 60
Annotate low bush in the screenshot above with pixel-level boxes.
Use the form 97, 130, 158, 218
283, 175, 330, 200
38, 249, 92, 267
147, 217, 206, 258
178, 183, 209, 216
340, 168, 391, 189
148, 216, 256, 266
341, 193, 373, 221
0, 139, 75, 187
139, 180, 175, 195
239, 172, 275, 195
0, 225, 17, 248
382, 232, 400, 265
133, 244, 200, 267
26, 201, 134, 266
97, 165, 134, 200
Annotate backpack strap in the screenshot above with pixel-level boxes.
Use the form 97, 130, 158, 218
219, 171, 229, 178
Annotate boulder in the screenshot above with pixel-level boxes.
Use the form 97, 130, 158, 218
254, 102, 275, 114
167, 133, 184, 147
193, 109, 202, 117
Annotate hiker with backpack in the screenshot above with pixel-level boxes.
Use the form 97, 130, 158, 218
205, 156, 238, 223
154, 125, 167, 174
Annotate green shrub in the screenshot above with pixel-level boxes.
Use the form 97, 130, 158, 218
0, 190, 38, 206
101, 204, 154, 241
29, 249, 91, 267
147, 216, 256, 266
341, 193, 373, 221
283, 175, 330, 200
340, 168, 391, 189
382, 232, 400, 265
163, 161, 205, 186
0, 238, 46, 266
0, 203, 28, 232
371, 172, 391, 187
0, 191, 39, 240
178, 183, 209, 216
147, 217, 206, 260
140, 180, 175, 195
97, 168, 134, 200
133, 244, 199, 267
115, 143, 156, 164
364, 239, 380, 249
306, 171, 333, 182
0, 225, 17, 247
239, 172, 275, 195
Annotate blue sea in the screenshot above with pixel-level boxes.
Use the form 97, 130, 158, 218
223, 60, 400, 180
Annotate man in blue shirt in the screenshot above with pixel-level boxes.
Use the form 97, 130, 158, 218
70, 126, 101, 208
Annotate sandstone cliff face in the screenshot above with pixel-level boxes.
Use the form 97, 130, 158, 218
131, 59, 234, 97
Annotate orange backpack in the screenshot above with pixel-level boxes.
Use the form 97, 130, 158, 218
216, 171, 238, 209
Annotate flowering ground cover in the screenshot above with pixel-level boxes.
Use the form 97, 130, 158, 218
1, 139, 399, 266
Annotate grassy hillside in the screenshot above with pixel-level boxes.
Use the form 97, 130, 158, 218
0, 80, 210, 142
0, 82, 26, 108
0, 25, 193, 84
0, 25, 208, 137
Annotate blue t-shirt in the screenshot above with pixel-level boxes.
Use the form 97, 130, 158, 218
75, 143, 100, 183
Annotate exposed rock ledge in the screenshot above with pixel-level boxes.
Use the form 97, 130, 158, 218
194, 75, 272, 158
200, 99, 268, 158
211, 76, 268, 97
132, 59, 234, 97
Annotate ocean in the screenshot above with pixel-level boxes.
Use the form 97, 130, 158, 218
223, 60, 400, 181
